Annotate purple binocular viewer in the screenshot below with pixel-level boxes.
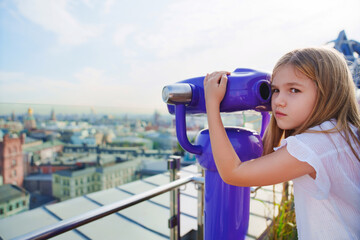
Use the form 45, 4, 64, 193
162, 68, 271, 155
162, 68, 272, 115
162, 68, 272, 240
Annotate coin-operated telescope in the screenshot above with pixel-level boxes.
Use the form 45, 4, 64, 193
162, 68, 271, 240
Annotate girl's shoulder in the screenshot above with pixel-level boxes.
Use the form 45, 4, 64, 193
289, 119, 358, 155
275, 120, 337, 154
307, 119, 337, 132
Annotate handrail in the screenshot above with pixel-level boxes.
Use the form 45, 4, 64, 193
12, 175, 204, 240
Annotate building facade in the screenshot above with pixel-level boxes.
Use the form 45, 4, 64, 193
52, 159, 142, 201
0, 184, 30, 219
0, 134, 25, 186
22, 140, 64, 176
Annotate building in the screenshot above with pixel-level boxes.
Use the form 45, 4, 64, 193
63, 145, 141, 156
70, 129, 103, 146
52, 158, 142, 201
0, 120, 23, 133
0, 184, 30, 219
23, 108, 36, 130
50, 109, 56, 122
0, 164, 284, 239
22, 139, 64, 175
110, 136, 153, 149
0, 134, 25, 186
24, 174, 53, 197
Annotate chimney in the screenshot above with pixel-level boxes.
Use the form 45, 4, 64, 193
3, 134, 10, 143
20, 133, 26, 145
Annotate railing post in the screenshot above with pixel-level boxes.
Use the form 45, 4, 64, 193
168, 156, 181, 240
197, 165, 204, 240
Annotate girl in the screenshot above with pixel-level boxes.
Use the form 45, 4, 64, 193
203, 47, 360, 239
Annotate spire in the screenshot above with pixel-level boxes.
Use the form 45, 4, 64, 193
11, 111, 16, 121
50, 109, 56, 121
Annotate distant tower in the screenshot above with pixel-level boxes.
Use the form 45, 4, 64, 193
90, 107, 96, 115
24, 108, 36, 130
153, 110, 160, 127
0, 134, 24, 186
11, 111, 16, 122
50, 109, 56, 121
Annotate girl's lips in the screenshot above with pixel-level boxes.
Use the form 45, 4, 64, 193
275, 111, 286, 118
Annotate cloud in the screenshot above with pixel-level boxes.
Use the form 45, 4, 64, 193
0, 71, 25, 81
102, 0, 115, 14
114, 24, 136, 46
133, 0, 360, 59
0, 69, 162, 113
14, 0, 102, 45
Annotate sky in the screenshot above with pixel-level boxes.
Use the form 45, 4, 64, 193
0, 0, 359, 115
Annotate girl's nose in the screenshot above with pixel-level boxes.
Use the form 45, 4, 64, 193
272, 93, 286, 108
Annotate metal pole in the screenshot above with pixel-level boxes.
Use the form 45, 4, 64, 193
168, 156, 181, 240
12, 175, 195, 240
197, 165, 204, 240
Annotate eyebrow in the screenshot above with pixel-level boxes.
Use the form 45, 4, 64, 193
271, 82, 304, 88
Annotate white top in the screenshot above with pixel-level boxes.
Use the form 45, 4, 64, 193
275, 120, 360, 240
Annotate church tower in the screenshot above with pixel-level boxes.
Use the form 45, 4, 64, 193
50, 109, 56, 121
24, 108, 36, 130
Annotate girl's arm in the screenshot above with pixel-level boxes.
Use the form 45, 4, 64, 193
204, 72, 315, 186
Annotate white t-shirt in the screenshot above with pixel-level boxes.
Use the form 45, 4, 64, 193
275, 120, 360, 240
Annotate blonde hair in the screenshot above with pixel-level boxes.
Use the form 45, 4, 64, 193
263, 47, 360, 161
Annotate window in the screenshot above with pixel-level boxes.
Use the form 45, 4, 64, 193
63, 179, 69, 186
12, 159, 16, 166
8, 205, 13, 211
13, 169, 16, 177
55, 176, 60, 184
0, 208, 3, 215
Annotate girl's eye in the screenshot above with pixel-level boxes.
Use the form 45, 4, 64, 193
271, 89, 279, 93
290, 88, 300, 93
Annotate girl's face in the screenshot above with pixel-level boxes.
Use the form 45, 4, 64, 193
271, 64, 318, 131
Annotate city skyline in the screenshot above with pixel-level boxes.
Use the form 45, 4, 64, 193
1, 0, 360, 115
0, 102, 161, 117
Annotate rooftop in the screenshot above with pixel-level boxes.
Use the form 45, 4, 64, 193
22, 140, 64, 152
0, 165, 283, 239
0, 185, 29, 203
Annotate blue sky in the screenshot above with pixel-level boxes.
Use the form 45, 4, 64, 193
0, 0, 359, 115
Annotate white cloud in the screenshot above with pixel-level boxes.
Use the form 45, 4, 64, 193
2, 0, 360, 115
74, 67, 109, 85
103, 0, 115, 14
133, 0, 360, 59
113, 24, 136, 46
0, 71, 25, 81
0, 69, 164, 113
14, 0, 102, 45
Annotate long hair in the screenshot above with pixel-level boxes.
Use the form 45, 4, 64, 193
263, 47, 360, 161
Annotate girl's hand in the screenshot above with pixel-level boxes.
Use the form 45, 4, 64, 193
204, 71, 231, 107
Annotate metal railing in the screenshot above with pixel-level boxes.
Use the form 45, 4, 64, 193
12, 156, 204, 240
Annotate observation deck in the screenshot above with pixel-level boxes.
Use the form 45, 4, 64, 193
0, 164, 283, 239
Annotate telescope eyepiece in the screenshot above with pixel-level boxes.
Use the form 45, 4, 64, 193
162, 83, 193, 105
259, 82, 271, 101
